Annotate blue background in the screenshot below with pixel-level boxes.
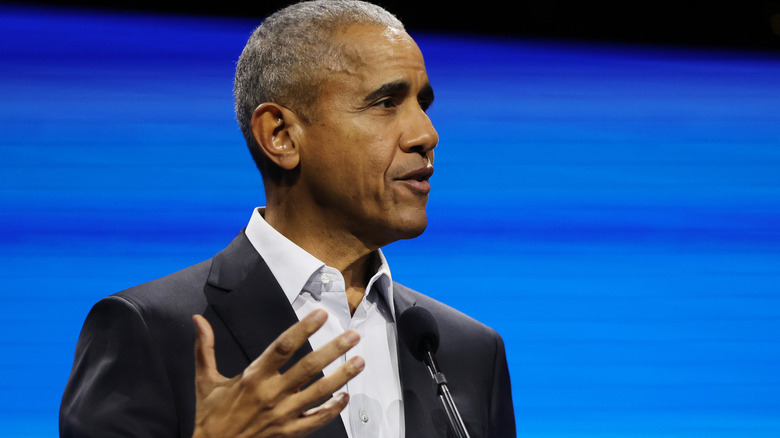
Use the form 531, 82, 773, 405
2, 4, 780, 437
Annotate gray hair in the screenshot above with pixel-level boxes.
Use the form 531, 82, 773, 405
234, 0, 405, 180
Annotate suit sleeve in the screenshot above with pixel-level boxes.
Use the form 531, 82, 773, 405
60, 295, 179, 437
489, 332, 516, 437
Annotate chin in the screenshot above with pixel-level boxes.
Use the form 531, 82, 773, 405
385, 213, 429, 242
361, 207, 429, 247
395, 224, 427, 241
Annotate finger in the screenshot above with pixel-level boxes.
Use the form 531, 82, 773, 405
192, 315, 223, 388
281, 329, 361, 391
249, 309, 329, 377
286, 355, 365, 415
274, 392, 349, 438
302, 391, 349, 418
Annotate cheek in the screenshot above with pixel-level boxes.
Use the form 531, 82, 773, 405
312, 121, 399, 193
350, 130, 395, 177
365, 142, 396, 188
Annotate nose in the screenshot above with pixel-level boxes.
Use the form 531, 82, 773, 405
400, 105, 438, 158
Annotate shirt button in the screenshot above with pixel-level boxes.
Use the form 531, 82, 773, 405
320, 273, 330, 284
359, 410, 369, 423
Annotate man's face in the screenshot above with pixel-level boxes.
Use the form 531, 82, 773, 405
295, 24, 438, 247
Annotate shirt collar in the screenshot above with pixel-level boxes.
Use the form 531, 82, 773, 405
244, 207, 395, 319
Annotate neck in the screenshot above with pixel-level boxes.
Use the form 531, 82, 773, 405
264, 200, 377, 314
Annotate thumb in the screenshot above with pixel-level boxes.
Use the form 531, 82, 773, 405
192, 314, 223, 395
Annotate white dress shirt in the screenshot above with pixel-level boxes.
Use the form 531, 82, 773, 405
244, 208, 404, 438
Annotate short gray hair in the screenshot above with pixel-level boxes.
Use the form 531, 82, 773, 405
234, 0, 405, 181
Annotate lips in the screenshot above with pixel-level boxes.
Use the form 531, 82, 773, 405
395, 165, 434, 194
397, 165, 434, 181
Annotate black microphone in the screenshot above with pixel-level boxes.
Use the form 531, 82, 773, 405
398, 307, 471, 438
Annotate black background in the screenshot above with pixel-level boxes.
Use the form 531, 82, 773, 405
11, 0, 780, 51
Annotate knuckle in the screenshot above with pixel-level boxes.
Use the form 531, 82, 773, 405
237, 374, 266, 400
255, 390, 276, 407
273, 336, 295, 355
251, 378, 284, 408
237, 374, 255, 391
309, 378, 335, 399
297, 358, 320, 378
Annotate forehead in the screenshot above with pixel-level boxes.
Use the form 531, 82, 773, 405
335, 24, 423, 63
322, 24, 428, 95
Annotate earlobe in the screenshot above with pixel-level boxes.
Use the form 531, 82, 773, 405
250, 103, 301, 170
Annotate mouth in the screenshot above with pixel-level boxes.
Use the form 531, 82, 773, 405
395, 165, 434, 194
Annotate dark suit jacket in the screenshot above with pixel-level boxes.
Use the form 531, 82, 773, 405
60, 231, 515, 437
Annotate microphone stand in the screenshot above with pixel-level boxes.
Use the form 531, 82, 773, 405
422, 342, 471, 438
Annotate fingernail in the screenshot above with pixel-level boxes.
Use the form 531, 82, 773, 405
343, 330, 360, 346
350, 356, 365, 371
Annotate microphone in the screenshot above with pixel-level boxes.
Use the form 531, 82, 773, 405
398, 307, 471, 438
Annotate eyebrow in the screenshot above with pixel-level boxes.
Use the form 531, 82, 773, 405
363, 80, 435, 105
419, 82, 434, 107
363, 80, 410, 103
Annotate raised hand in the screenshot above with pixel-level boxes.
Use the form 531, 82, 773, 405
191, 309, 363, 437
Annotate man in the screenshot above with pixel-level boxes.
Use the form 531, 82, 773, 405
60, 1, 515, 437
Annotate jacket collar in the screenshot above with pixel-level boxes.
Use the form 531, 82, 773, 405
205, 231, 444, 437
204, 231, 347, 437
393, 284, 448, 437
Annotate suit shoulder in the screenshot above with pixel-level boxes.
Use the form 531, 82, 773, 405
111, 258, 212, 324
393, 282, 501, 342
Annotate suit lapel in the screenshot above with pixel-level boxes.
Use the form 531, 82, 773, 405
210, 257, 308, 372
394, 284, 448, 437
202, 233, 445, 437
204, 231, 348, 438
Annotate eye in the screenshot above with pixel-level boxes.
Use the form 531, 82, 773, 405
418, 97, 433, 112
373, 97, 397, 109
418, 88, 434, 112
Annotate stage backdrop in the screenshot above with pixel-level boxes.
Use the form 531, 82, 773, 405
2, 4, 779, 437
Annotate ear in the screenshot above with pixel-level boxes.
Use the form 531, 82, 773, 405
250, 103, 301, 170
